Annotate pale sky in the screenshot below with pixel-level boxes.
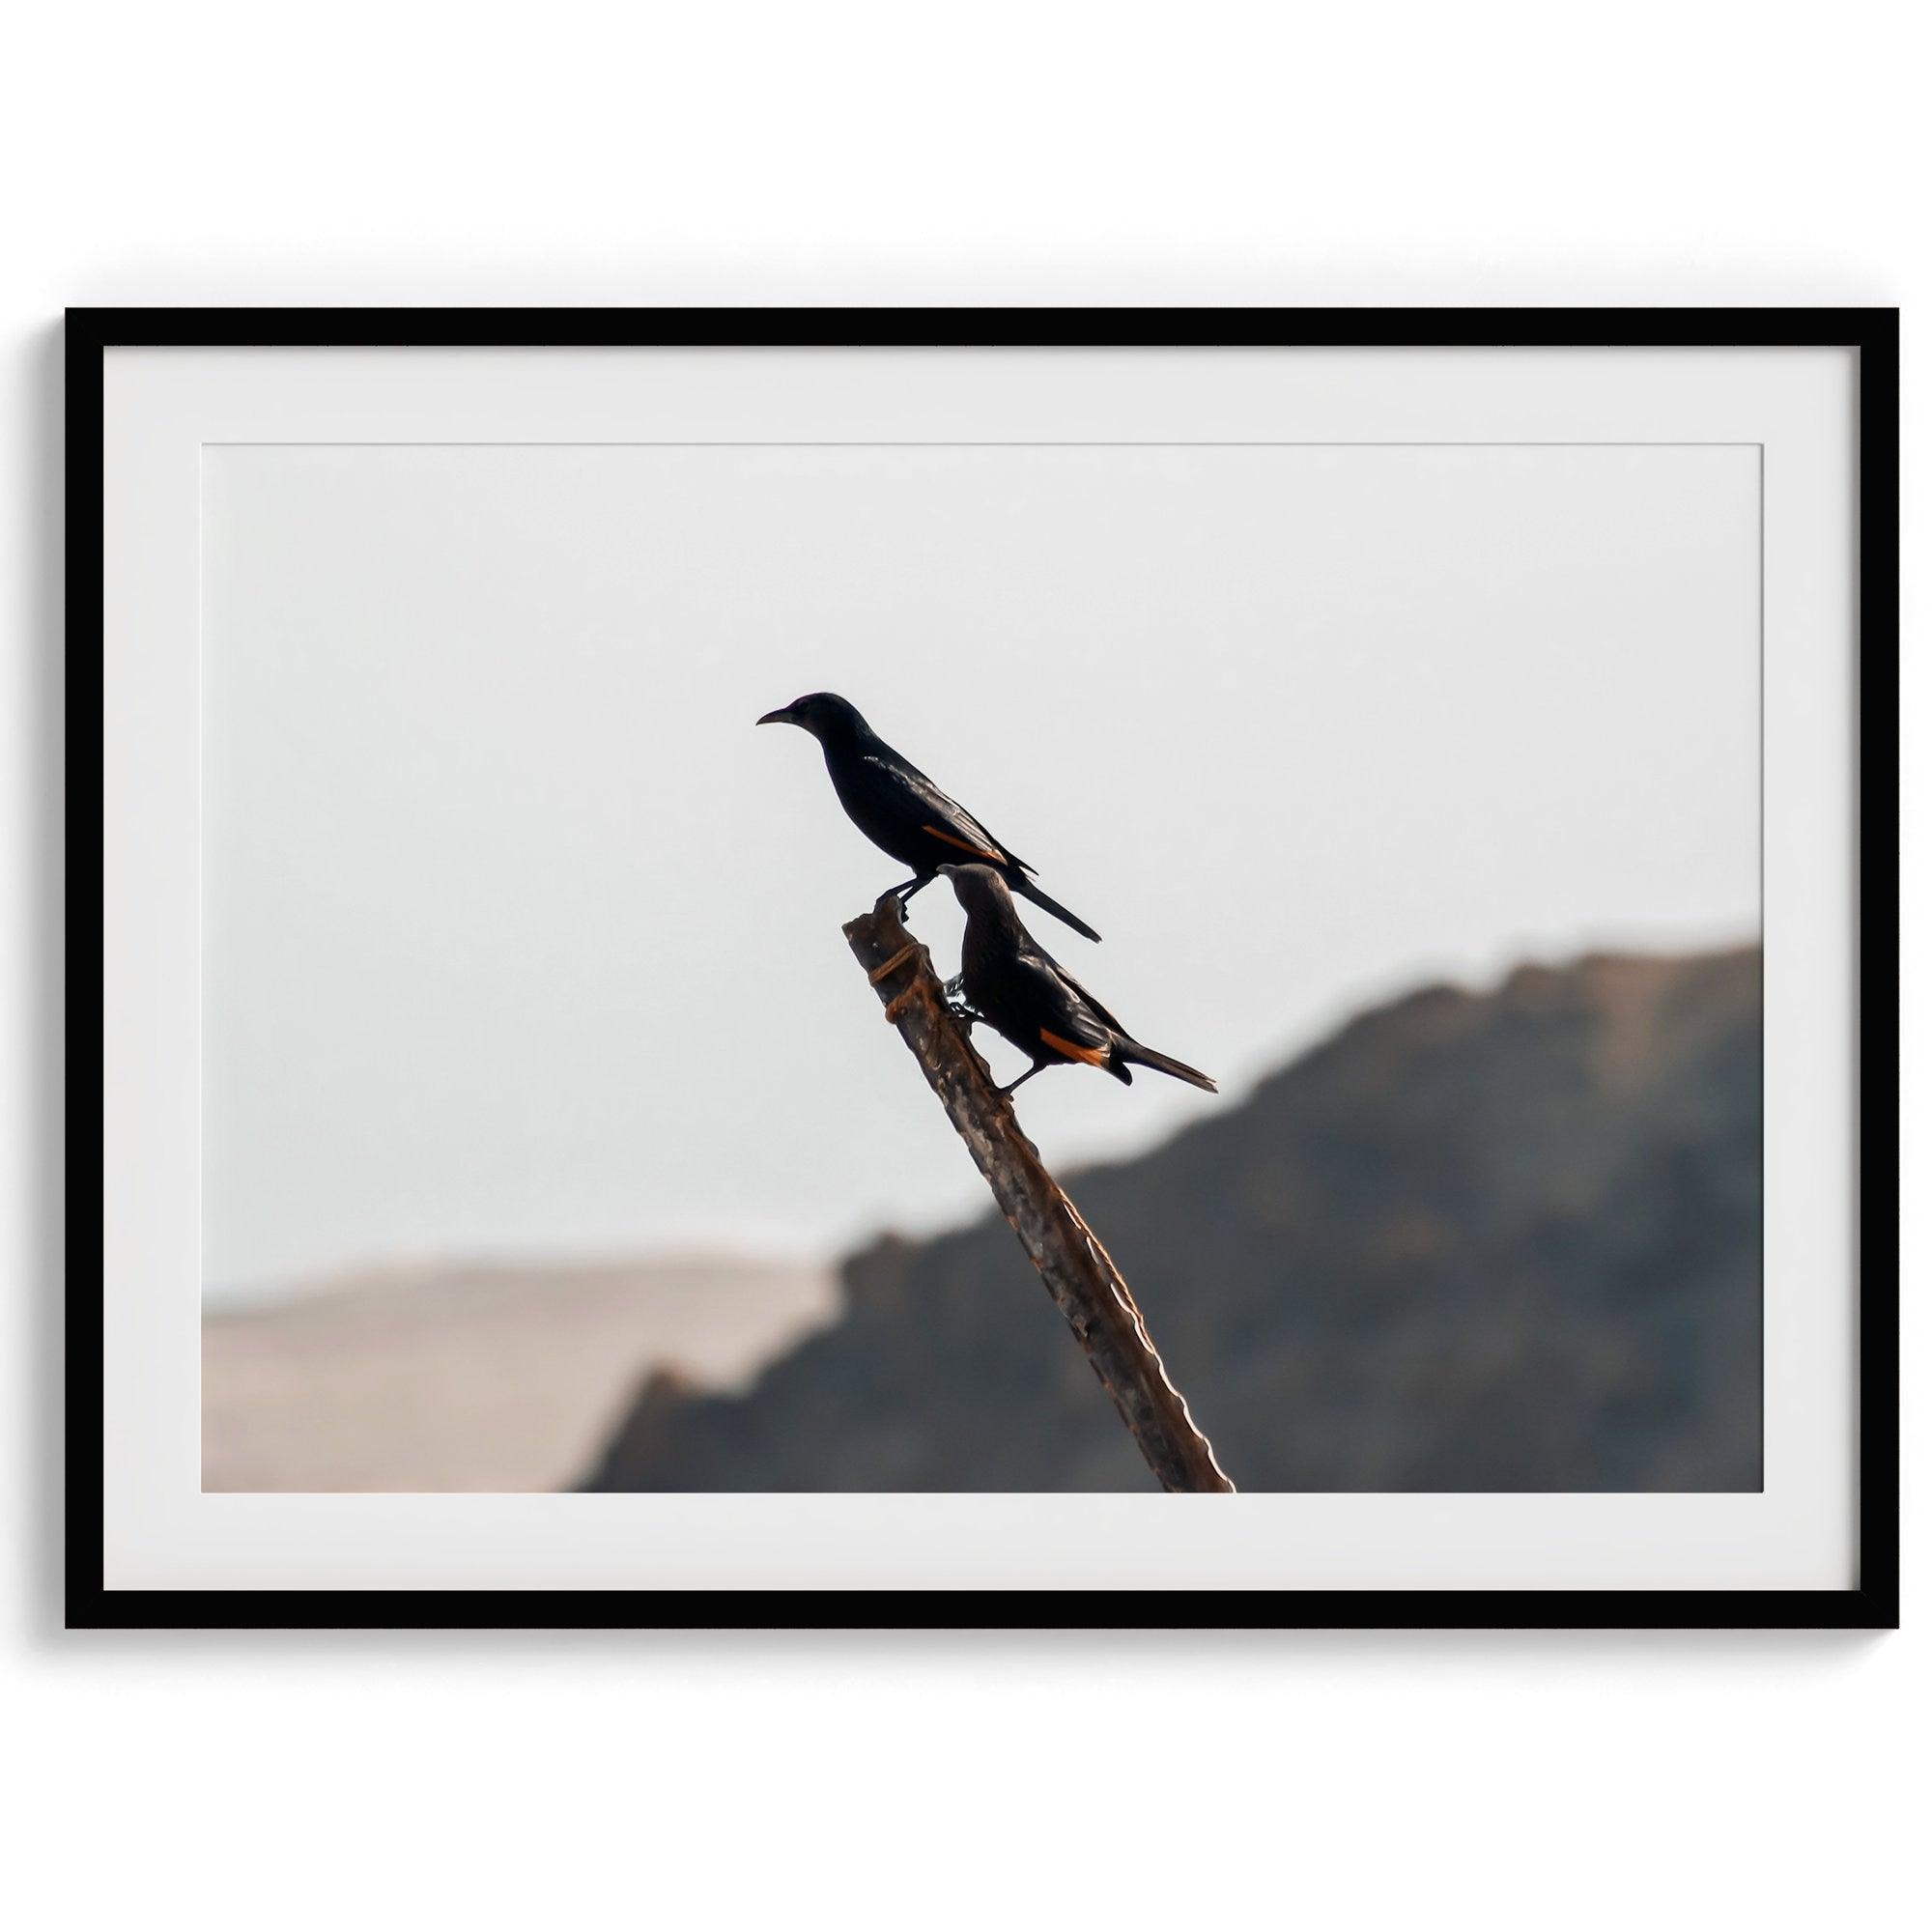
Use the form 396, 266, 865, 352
202, 442, 1759, 1295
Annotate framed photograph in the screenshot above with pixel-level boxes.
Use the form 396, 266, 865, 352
73, 307, 1897, 1630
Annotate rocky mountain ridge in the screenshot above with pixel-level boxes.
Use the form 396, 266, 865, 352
582, 945, 1762, 1492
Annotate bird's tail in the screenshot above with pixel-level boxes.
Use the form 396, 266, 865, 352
1008, 873, 1102, 943
1118, 1038, 1218, 1093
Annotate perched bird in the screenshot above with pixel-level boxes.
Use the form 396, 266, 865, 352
755, 692, 1101, 942
941, 864, 1216, 1097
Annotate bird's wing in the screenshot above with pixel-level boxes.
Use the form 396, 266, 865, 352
872, 752, 1037, 875
1018, 945, 1124, 1046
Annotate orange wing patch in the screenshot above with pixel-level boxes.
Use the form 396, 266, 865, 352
1040, 1029, 1110, 1067
924, 824, 1004, 863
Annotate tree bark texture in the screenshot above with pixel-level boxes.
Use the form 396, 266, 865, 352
842, 893, 1236, 1494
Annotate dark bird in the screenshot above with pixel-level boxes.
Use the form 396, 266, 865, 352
755, 692, 1102, 942
941, 864, 1216, 1097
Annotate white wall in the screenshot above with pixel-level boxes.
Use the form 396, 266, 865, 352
4, 5, 1918, 1928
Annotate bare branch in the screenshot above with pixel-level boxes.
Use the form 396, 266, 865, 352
843, 893, 1236, 1494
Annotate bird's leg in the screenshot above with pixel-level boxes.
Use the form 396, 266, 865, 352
888, 874, 932, 912
998, 1065, 1045, 1098
942, 977, 986, 1030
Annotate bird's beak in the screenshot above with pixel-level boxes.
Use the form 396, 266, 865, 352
936, 865, 958, 878
755, 706, 795, 727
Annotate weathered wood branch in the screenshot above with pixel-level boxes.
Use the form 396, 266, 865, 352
843, 893, 1236, 1494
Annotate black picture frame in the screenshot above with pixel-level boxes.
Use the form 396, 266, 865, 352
68, 306, 1900, 1632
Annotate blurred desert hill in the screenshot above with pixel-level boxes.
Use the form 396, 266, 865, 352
203, 1255, 836, 1492
582, 945, 1762, 1492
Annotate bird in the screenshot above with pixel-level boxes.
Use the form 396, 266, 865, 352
755, 692, 1102, 943
940, 864, 1216, 1097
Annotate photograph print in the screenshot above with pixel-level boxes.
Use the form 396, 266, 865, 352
199, 436, 1761, 1497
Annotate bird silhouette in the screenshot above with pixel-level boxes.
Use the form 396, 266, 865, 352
756, 692, 1101, 942
941, 864, 1215, 1096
